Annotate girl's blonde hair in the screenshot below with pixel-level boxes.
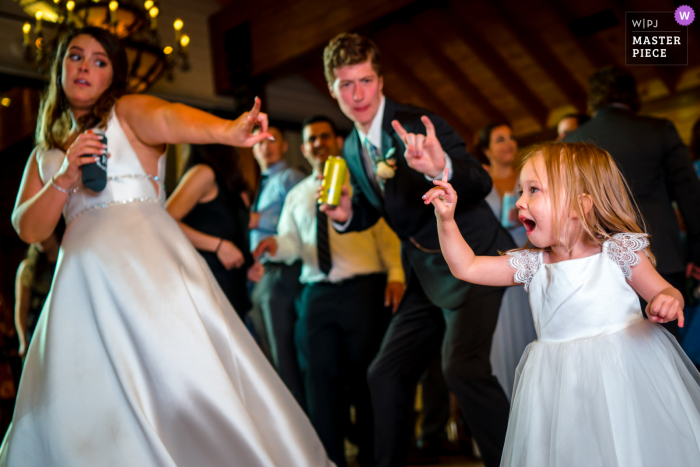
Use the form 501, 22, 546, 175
514, 142, 655, 265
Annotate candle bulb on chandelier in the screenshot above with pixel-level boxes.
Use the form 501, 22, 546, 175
149, 6, 158, 30
66, 1, 75, 22
35, 11, 43, 35
180, 34, 189, 52
109, 1, 118, 26
173, 18, 183, 44
22, 22, 31, 46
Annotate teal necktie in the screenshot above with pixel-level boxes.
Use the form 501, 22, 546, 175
365, 139, 384, 193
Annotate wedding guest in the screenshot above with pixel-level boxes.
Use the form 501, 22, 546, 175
475, 122, 536, 399
690, 118, 700, 178
255, 115, 404, 467
248, 126, 307, 406
166, 144, 254, 317
320, 33, 514, 467
555, 113, 590, 142
14, 220, 65, 359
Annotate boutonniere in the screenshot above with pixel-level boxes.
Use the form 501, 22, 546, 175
376, 148, 397, 179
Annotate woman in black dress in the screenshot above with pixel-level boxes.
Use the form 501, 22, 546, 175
14, 219, 65, 359
167, 144, 254, 316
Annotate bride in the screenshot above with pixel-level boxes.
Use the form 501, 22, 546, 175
2, 27, 333, 467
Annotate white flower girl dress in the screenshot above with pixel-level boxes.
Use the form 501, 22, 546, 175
501, 233, 700, 467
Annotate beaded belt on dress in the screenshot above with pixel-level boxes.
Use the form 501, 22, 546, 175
65, 173, 165, 223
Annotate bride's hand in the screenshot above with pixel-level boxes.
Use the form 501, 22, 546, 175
53, 132, 107, 189
228, 97, 273, 147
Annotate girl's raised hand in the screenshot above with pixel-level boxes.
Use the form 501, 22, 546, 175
229, 97, 273, 147
646, 291, 685, 327
422, 168, 457, 222
53, 132, 108, 189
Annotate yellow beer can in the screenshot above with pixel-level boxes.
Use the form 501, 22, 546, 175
319, 156, 347, 206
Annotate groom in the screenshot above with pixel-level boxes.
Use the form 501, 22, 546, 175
320, 33, 515, 467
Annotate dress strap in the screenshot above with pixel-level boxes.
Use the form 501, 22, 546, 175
604, 233, 650, 280
505, 249, 541, 293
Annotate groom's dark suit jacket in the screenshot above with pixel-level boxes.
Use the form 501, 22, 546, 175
564, 106, 700, 275
341, 98, 514, 309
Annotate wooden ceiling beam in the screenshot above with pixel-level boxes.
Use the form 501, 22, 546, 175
299, 67, 332, 101
392, 21, 508, 124
426, 8, 549, 127
543, 0, 620, 69
457, 0, 588, 112
212, 0, 419, 76
374, 34, 474, 142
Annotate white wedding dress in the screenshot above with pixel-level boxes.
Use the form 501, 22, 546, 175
0, 112, 333, 467
501, 233, 700, 467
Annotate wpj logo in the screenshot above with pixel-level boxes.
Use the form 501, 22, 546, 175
625, 10, 689, 65
631, 18, 660, 28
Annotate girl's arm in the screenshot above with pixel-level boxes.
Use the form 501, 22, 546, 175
116, 95, 271, 148
627, 252, 685, 326
166, 165, 245, 270
13, 134, 105, 243
424, 170, 516, 287
14, 261, 30, 358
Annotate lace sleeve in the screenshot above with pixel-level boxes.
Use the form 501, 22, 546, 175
505, 250, 541, 293
605, 233, 650, 280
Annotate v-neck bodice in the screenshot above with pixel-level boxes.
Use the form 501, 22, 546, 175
36, 111, 165, 223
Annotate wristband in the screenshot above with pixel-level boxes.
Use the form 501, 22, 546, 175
215, 238, 224, 253
50, 176, 71, 194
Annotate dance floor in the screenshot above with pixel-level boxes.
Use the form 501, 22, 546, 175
409, 457, 484, 466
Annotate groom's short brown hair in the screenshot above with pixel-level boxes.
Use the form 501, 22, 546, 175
323, 33, 382, 85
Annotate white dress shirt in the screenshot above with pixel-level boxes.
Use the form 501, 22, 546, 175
271, 173, 405, 285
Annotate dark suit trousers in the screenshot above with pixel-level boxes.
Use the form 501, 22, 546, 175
250, 261, 306, 408
296, 273, 391, 467
368, 271, 509, 467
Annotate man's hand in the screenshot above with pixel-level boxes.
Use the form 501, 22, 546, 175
253, 237, 278, 259
317, 184, 353, 224
392, 116, 446, 178
646, 289, 684, 327
687, 262, 700, 281
247, 261, 265, 283
385, 281, 405, 314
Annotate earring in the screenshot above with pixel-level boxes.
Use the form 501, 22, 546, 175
56, 75, 61, 85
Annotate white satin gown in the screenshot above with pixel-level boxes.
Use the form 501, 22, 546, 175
501, 233, 700, 467
0, 112, 334, 467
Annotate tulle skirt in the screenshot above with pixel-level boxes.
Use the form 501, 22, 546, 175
501, 320, 700, 466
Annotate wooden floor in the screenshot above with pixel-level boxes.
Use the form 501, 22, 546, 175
408, 456, 484, 467
348, 456, 483, 467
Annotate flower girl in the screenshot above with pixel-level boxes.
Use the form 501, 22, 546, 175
424, 142, 700, 466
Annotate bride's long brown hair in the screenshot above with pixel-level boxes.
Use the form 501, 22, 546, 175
36, 27, 128, 149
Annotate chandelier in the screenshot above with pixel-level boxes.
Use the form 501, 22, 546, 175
16, 0, 190, 93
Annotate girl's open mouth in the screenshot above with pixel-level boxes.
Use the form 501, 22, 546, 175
520, 216, 536, 234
